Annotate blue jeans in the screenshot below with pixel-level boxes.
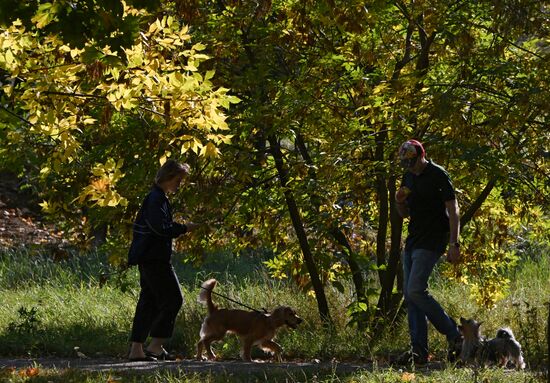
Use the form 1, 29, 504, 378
402, 248, 460, 358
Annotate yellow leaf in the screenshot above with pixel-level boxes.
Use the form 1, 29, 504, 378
122, 97, 137, 110
92, 167, 105, 177
181, 139, 202, 154
200, 142, 220, 158
168, 72, 182, 87
107, 194, 121, 207
143, 75, 155, 90
159, 152, 171, 165
106, 92, 117, 103
192, 43, 206, 51
204, 70, 215, 80
4, 49, 15, 65
193, 53, 210, 60
166, 15, 174, 28
401, 372, 415, 381
211, 111, 228, 130
373, 83, 388, 94
126, 46, 143, 67
69, 47, 81, 59
32, 3, 58, 29
159, 37, 174, 46
2, 84, 13, 97
39, 200, 50, 211
221, 134, 233, 144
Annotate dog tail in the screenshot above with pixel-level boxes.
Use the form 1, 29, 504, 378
496, 327, 515, 340
198, 278, 217, 313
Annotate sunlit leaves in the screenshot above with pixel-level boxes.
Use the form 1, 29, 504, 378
77, 158, 128, 208
441, 190, 527, 308
0, 3, 239, 218
0, 0, 547, 313
31, 2, 61, 29
173, 0, 549, 316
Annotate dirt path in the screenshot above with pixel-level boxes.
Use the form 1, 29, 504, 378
0, 357, 447, 375
0, 358, 386, 375
0, 357, 370, 374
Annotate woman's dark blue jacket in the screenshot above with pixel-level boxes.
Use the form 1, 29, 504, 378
128, 185, 187, 265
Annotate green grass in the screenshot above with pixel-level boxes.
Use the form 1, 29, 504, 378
0, 247, 548, 382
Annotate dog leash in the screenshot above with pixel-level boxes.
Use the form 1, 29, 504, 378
200, 286, 268, 314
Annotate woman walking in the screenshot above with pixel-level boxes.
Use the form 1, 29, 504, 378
127, 159, 198, 361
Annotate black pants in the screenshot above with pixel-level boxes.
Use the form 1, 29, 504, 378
130, 263, 183, 343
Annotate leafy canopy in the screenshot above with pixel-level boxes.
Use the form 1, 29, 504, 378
0, 1, 238, 255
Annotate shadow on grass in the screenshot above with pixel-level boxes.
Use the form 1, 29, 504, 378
0, 322, 130, 358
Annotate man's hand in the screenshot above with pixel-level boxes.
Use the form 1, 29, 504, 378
447, 245, 461, 265
395, 186, 411, 204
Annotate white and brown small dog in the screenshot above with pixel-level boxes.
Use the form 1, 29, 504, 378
459, 317, 525, 369
196, 279, 303, 362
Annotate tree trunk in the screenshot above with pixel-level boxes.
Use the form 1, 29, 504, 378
268, 135, 332, 323
374, 131, 390, 293
375, 175, 404, 323
371, 131, 407, 326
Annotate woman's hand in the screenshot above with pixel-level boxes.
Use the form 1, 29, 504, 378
185, 222, 200, 232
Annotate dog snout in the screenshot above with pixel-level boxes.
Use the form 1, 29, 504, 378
288, 315, 303, 329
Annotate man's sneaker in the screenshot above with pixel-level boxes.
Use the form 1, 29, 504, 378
447, 334, 463, 362
395, 350, 428, 366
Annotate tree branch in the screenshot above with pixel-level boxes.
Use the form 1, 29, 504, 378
460, 176, 498, 228
0, 105, 34, 126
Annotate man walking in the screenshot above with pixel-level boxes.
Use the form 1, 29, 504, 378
395, 139, 462, 365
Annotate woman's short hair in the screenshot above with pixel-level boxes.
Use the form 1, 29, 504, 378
154, 159, 190, 185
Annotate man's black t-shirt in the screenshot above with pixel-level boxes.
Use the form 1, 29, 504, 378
401, 160, 456, 254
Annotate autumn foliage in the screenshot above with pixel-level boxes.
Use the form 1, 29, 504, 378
0, 0, 548, 323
